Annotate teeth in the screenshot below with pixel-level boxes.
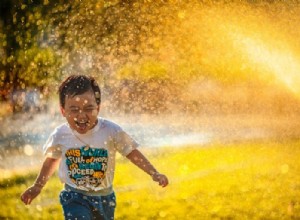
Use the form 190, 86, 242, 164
75, 121, 90, 128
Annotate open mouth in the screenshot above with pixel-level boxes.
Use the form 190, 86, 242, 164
75, 121, 90, 130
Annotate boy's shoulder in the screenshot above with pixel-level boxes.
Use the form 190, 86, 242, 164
52, 122, 71, 135
99, 117, 122, 131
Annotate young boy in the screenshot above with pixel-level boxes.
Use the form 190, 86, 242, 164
21, 75, 168, 220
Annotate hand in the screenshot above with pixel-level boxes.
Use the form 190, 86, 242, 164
20, 184, 43, 205
152, 172, 169, 187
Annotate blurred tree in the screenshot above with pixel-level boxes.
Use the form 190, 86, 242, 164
0, 0, 66, 100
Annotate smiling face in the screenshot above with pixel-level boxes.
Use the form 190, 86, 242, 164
61, 90, 100, 134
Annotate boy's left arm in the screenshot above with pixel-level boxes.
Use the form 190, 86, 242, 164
126, 149, 169, 187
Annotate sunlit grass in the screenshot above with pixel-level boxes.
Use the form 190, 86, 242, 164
1, 141, 300, 219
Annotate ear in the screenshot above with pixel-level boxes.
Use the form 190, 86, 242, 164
96, 105, 101, 115
60, 106, 66, 117
92, 105, 100, 117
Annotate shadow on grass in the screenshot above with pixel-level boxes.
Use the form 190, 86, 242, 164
0, 172, 36, 188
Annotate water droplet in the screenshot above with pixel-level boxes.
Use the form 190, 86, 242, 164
24, 144, 34, 156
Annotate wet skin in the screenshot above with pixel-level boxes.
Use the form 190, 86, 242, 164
61, 91, 100, 134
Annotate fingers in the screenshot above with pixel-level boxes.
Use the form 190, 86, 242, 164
153, 173, 169, 187
21, 186, 40, 205
21, 193, 32, 205
158, 176, 169, 187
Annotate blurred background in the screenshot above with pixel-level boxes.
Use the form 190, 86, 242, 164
1, 0, 300, 176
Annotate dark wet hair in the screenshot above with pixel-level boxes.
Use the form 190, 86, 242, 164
58, 75, 101, 108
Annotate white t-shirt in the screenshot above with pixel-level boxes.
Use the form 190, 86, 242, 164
43, 117, 138, 191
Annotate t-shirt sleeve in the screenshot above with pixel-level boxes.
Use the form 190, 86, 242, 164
114, 128, 139, 156
43, 129, 62, 159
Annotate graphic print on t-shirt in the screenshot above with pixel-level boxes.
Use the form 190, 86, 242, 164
65, 146, 108, 188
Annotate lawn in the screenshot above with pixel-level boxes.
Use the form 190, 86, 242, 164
1, 140, 300, 219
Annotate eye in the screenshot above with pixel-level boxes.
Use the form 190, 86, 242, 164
84, 108, 95, 113
70, 109, 80, 114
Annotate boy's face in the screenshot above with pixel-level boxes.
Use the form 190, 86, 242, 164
61, 90, 100, 134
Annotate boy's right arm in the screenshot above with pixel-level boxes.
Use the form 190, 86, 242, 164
21, 157, 60, 205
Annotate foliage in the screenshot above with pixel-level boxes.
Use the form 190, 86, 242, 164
1, 140, 300, 219
0, 0, 64, 95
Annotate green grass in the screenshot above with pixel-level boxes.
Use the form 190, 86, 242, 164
1, 140, 300, 219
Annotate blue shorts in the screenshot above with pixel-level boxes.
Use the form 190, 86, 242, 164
59, 190, 116, 220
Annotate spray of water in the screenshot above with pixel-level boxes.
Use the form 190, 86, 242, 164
85, 1, 300, 114
164, 2, 300, 91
